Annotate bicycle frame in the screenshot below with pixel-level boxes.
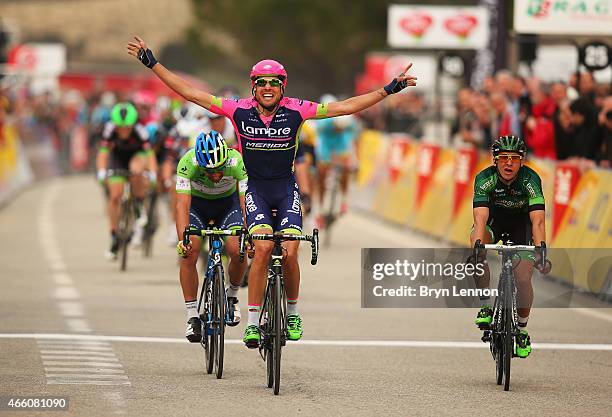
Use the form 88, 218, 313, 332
199, 235, 228, 325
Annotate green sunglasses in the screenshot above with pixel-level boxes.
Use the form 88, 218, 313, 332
254, 78, 283, 88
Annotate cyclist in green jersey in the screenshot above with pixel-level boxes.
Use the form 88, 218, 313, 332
470, 135, 551, 358
175, 131, 249, 342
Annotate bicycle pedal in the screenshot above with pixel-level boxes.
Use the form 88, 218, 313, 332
481, 331, 491, 343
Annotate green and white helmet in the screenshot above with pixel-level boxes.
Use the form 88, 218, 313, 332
491, 135, 527, 157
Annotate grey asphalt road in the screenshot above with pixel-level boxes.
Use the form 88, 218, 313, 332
0, 176, 611, 416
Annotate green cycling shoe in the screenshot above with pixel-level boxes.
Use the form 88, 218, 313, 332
515, 330, 532, 358
287, 314, 303, 341
243, 325, 261, 349
475, 305, 493, 328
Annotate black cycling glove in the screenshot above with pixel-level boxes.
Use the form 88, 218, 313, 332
137, 48, 158, 69
383, 78, 408, 95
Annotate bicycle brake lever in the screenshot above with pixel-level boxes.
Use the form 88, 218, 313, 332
239, 228, 247, 262
538, 241, 547, 269
311, 229, 319, 265
182, 227, 191, 248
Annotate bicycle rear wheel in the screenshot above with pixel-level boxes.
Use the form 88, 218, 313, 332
214, 265, 225, 379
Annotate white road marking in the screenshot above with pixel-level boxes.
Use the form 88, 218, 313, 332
52, 272, 74, 285
41, 356, 119, 362
45, 368, 126, 374
46, 374, 129, 379
6, 333, 612, 351
49, 260, 67, 271
40, 349, 115, 357
53, 287, 80, 300
47, 381, 131, 386
57, 301, 84, 317
66, 319, 92, 333
37, 345, 113, 351
36, 185, 130, 391
42, 361, 123, 367
43, 361, 122, 368
37, 340, 110, 346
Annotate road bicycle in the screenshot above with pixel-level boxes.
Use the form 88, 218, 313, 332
474, 238, 548, 391
183, 226, 247, 379
250, 229, 318, 395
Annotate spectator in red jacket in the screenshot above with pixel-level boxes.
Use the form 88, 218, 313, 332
525, 87, 556, 159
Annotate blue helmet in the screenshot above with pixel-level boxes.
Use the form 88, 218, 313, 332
194, 130, 229, 169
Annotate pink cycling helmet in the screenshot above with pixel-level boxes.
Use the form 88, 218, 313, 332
250, 59, 287, 87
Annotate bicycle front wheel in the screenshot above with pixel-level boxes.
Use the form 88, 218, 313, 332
494, 309, 504, 386
264, 280, 274, 389
214, 265, 225, 379
118, 199, 132, 272
142, 191, 158, 258
202, 278, 215, 375
503, 306, 513, 391
272, 273, 282, 395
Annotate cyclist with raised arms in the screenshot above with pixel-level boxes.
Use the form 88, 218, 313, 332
96, 102, 158, 259
470, 135, 551, 358
126, 35, 417, 347
176, 131, 249, 342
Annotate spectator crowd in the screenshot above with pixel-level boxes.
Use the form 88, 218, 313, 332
450, 70, 612, 168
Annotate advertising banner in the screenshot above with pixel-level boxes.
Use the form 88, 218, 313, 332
388, 5, 490, 49
415, 143, 441, 210
552, 163, 581, 240
382, 142, 418, 226
452, 148, 479, 219
413, 148, 454, 238
387, 137, 411, 184
514, 0, 612, 35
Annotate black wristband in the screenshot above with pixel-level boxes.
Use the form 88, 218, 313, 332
137, 48, 158, 69
383, 78, 408, 95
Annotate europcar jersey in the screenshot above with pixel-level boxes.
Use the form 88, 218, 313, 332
208, 96, 328, 180
100, 122, 150, 154
473, 165, 545, 214
176, 148, 248, 200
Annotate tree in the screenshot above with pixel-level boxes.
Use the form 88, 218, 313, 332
189, 0, 390, 98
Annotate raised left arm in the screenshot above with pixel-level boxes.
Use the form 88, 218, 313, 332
324, 64, 417, 118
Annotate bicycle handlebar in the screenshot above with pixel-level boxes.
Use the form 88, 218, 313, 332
483, 244, 536, 251
182, 226, 248, 261
473, 239, 548, 269
250, 229, 319, 265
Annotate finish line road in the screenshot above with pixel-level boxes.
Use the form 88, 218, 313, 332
0, 177, 610, 416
